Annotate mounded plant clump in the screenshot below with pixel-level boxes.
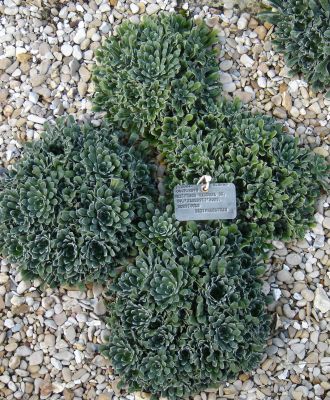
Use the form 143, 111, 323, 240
159, 100, 329, 242
94, 13, 329, 399
104, 217, 271, 399
93, 13, 221, 141
260, 0, 330, 97
0, 117, 155, 286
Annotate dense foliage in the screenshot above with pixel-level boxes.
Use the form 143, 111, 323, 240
94, 13, 328, 398
104, 219, 271, 399
260, 0, 330, 98
159, 100, 329, 242
93, 13, 221, 141
0, 117, 155, 286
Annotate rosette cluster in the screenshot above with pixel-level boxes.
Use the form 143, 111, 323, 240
0, 117, 155, 286
104, 218, 271, 399
93, 13, 220, 140
159, 100, 329, 242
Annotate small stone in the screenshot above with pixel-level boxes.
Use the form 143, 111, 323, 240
286, 253, 302, 266
290, 106, 300, 118
54, 312, 67, 325
28, 91, 39, 104
30, 75, 46, 87
78, 82, 87, 97
73, 29, 86, 45
64, 326, 76, 342
293, 386, 308, 400
291, 343, 305, 357
42, 296, 55, 309
134, 392, 151, 400
220, 73, 232, 84
5, 45, 16, 57
54, 350, 74, 362
73, 47, 82, 60
237, 16, 248, 30
79, 65, 91, 82
293, 271, 304, 281
146, 3, 160, 15
137, 2, 145, 13
4, 318, 15, 328
40, 381, 53, 397
292, 389, 303, 400
255, 25, 267, 40
61, 44, 73, 57
35, 86, 51, 99
273, 107, 287, 119
130, 3, 140, 14
314, 147, 328, 158
257, 76, 267, 88
28, 350, 44, 366
5, 342, 18, 352
0, 89, 9, 103
220, 60, 233, 71
314, 287, 330, 313
301, 288, 314, 302
237, 47, 248, 56
203, 16, 217, 27
0, 375, 10, 384
4, 104, 14, 117
240, 54, 254, 68
277, 269, 294, 283
323, 217, 330, 229
258, 62, 269, 73
17, 53, 31, 63
63, 389, 74, 400
283, 304, 296, 319
9, 356, 20, 369
223, 82, 236, 93
98, 394, 113, 400
233, 90, 253, 103
67, 290, 86, 299
273, 288, 281, 301
11, 323, 21, 333
308, 102, 321, 114
282, 92, 292, 111
315, 384, 324, 396
305, 351, 318, 364
15, 346, 32, 357
0, 273, 9, 284
100, 22, 111, 34
0, 58, 12, 70
52, 382, 65, 393
44, 334, 55, 347
16, 280, 30, 294
271, 94, 282, 106
313, 235, 325, 248
94, 299, 106, 316
27, 115, 46, 125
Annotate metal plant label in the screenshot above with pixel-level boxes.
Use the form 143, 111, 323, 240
174, 183, 237, 221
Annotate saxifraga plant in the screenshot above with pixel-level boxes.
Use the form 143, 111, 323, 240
0, 117, 156, 287
159, 100, 329, 242
259, 0, 330, 98
103, 217, 271, 399
93, 13, 221, 142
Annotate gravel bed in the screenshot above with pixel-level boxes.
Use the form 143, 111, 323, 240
0, 0, 329, 399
